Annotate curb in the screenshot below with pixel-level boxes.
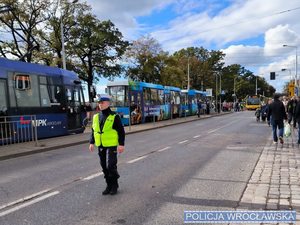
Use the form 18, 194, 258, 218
0, 112, 232, 161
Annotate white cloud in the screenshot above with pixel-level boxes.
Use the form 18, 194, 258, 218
151, 0, 300, 50
86, 0, 174, 39
222, 24, 300, 92
84, 0, 300, 92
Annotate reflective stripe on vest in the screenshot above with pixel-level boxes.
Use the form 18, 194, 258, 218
92, 113, 119, 147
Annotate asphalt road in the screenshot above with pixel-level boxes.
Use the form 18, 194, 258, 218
0, 111, 272, 225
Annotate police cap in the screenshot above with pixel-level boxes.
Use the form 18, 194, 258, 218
96, 94, 111, 102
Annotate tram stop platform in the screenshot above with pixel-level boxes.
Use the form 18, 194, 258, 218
0, 112, 227, 161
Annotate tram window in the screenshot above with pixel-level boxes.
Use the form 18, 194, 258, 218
150, 88, 158, 104
73, 88, 81, 107
74, 89, 79, 102
14, 74, 30, 90
158, 89, 164, 104
79, 88, 85, 105
15, 75, 40, 107
40, 84, 51, 107
53, 86, 63, 103
174, 92, 180, 104
66, 88, 72, 101
110, 86, 126, 106
0, 81, 7, 114
8, 73, 16, 107
39, 76, 47, 84
165, 94, 171, 104
143, 88, 151, 105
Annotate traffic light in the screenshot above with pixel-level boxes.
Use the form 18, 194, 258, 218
270, 72, 275, 80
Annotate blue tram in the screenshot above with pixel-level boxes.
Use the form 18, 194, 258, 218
107, 80, 169, 126
0, 58, 86, 142
106, 80, 206, 126
180, 89, 206, 116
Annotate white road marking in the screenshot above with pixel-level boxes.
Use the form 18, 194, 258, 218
0, 191, 59, 217
83, 172, 103, 181
127, 156, 148, 164
157, 146, 171, 152
207, 121, 236, 133
226, 146, 251, 150
0, 189, 51, 211
178, 140, 188, 144
193, 135, 201, 138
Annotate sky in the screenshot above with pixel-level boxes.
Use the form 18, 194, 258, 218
84, 0, 300, 94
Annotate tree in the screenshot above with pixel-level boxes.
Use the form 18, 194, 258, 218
0, 0, 50, 62
37, 0, 90, 67
173, 47, 225, 91
68, 14, 129, 101
125, 35, 167, 83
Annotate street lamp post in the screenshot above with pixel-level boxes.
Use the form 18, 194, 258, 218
187, 57, 190, 90
59, 0, 66, 70
215, 72, 218, 112
283, 44, 298, 95
281, 68, 292, 81
255, 76, 258, 95
219, 72, 222, 112
59, 0, 78, 70
234, 76, 237, 106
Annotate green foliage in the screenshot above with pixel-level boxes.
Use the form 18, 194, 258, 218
69, 15, 129, 82
0, 0, 276, 101
0, 0, 50, 62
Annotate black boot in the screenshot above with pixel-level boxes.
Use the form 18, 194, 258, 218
102, 177, 112, 195
110, 179, 119, 195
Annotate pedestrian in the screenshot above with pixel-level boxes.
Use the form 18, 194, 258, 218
206, 101, 210, 114
294, 98, 300, 145
255, 107, 261, 122
197, 99, 201, 118
89, 94, 125, 195
287, 96, 297, 128
267, 93, 287, 144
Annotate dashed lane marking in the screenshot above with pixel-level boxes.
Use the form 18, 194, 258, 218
0, 191, 59, 217
83, 172, 103, 181
207, 121, 236, 133
157, 146, 171, 152
178, 140, 188, 144
127, 155, 148, 164
0, 189, 51, 211
193, 135, 201, 138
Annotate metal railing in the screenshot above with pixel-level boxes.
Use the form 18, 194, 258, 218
0, 115, 38, 146
82, 111, 99, 128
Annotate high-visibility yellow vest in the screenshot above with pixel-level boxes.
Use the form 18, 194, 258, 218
92, 113, 119, 147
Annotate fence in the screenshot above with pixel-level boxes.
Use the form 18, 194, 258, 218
83, 110, 99, 128
0, 115, 38, 146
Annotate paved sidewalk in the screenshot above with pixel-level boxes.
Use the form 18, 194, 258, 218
235, 130, 300, 224
0, 112, 225, 161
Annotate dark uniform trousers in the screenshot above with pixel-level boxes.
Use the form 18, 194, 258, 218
98, 146, 120, 188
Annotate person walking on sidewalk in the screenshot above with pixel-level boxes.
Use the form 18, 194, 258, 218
89, 94, 125, 195
267, 93, 287, 144
197, 99, 202, 118
287, 96, 297, 128
294, 98, 300, 145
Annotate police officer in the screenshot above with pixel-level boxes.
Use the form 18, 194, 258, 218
89, 94, 125, 195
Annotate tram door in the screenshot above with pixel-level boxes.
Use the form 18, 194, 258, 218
0, 79, 7, 116
0, 79, 9, 142
66, 86, 84, 132
129, 91, 142, 125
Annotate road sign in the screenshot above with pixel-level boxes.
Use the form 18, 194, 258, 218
206, 88, 212, 97
289, 82, 295, 97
